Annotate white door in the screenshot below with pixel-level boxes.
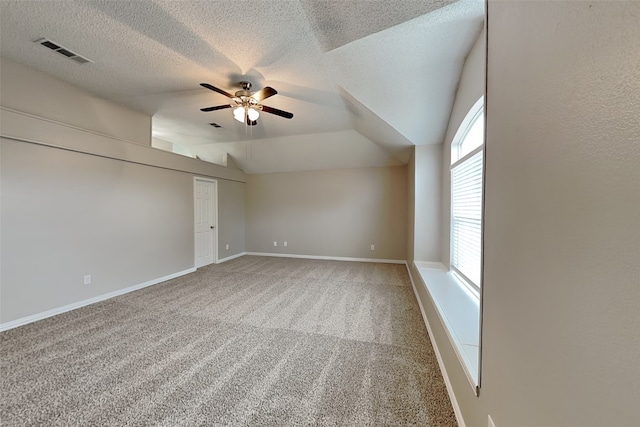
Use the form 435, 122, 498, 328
194, 178, 217, 268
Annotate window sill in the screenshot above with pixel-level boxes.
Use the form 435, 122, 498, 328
415, 261, 480, 392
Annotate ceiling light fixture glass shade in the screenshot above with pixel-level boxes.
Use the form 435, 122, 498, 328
233, 106, 260, 123
233, 106, 245, 122
247, 107, 259, 121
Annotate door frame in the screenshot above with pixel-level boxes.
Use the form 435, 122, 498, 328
193, 177, 218, 267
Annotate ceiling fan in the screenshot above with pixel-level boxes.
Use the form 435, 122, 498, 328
200, 81, 293, 126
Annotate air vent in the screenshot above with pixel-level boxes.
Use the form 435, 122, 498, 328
209, 123, 222, 128
56, 48, 75, 57
40, 40, 60, 50
34, 38, 93, 64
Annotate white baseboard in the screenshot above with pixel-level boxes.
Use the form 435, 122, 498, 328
246, 252, 406, 264
0, 268, 196, 332
405, 262, 466, 427
217, 252, 247, 263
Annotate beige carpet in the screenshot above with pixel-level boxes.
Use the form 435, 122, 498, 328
0, 256, 457, 426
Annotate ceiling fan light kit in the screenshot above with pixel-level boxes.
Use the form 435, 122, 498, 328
200, 81, 293, 126
246, 107, 260, 121
233, 106, 259, 123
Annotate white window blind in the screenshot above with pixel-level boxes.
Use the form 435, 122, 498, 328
451, 149, 483, 289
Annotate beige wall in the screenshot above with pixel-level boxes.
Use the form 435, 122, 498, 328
1, 138, 194, 322
406, 150, 416, 263
217, 179, 246, 260
413, 144, 442, 262
0, 136, 247, 325
413, 2, 640, 426
0, 59, 247, 325
481, 2, 640, 426
246, 166, 407, 260
0, 58, 151, 146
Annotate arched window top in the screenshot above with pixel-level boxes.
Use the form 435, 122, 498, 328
450, 95, 485, 293
451, 96, 484, 165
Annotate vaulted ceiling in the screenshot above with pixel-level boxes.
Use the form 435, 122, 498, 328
0, 0, 484, 174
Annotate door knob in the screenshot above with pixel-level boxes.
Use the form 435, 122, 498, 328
210, 226, 214, 229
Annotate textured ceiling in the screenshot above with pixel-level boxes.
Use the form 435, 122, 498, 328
0, 0, 484, 174
300, 0, 458, 51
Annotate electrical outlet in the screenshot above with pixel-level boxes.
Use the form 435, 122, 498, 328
488, 415, 496, 427
83, 275, 91, 285
370, 244, 375, 251
225, 243, 229, 250
284, 241, 287, 247
273, 241, 277, 247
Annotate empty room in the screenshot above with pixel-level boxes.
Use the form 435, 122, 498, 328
1, 1, 638, 426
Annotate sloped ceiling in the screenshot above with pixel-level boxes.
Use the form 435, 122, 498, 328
0, 0, 484, 174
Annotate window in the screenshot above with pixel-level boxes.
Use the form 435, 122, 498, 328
451, 97, 484, 294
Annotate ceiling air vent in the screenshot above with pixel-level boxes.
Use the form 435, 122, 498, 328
34, 38, 93, 64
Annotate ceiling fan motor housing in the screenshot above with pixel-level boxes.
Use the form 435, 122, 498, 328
235, 81, 253, 98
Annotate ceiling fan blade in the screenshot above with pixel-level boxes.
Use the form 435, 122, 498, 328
200, 83, 234, 98
261, 105, 294, 119
200, 104, 232, 112
252, 86, 278, 102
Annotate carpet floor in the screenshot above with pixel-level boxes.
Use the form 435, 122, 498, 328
0, 256, 457, 426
